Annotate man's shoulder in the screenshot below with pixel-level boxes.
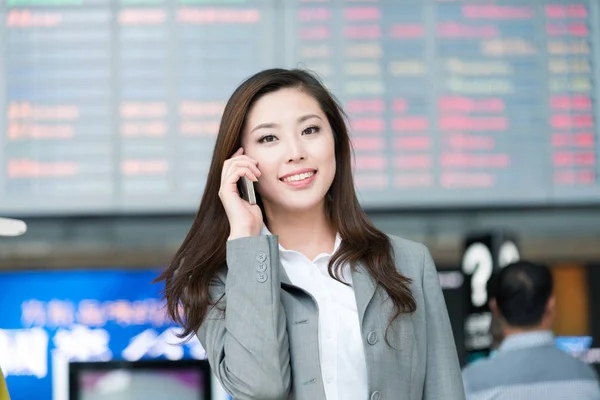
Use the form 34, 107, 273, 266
462, 355, 500, 383
463, 345, 600, 395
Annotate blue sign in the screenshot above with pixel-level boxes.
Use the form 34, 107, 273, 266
0, 269, 207, 400
555, 336, 594, 354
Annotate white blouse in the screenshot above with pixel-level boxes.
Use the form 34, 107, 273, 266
261, 225, 369, 400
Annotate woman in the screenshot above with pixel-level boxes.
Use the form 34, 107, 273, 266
157, 69, 465, 400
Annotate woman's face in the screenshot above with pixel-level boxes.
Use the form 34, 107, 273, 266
241, 87, 336, 214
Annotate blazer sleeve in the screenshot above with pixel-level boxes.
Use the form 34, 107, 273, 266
196, 235, 291, 400
420, 244, 466, 400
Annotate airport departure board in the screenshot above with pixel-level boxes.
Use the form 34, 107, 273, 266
0, 0, 599, 215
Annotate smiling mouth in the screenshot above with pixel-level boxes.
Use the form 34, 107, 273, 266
280, 170, 317, 183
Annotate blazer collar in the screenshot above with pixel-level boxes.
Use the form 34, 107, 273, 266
280, 260, 377, 328
350, 263, 378, 327
279, 263, 293, 286
266, 223, 378, 327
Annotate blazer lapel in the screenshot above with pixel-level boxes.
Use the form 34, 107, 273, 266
279, 260, 293, 286
279, 260, 312, 297
278, 258, 378, 327
351, 263, 377, 327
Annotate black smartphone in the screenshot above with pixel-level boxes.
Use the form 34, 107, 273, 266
237, 176, 257, 205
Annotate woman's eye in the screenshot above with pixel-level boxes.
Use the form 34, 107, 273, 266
258, 134, 277, 143
303, 126, 321, 135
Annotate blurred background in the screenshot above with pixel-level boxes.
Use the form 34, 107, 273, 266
0, 0, 599, 399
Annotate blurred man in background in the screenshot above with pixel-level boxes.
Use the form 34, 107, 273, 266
487, 315, 504, 359
462, 260, 600, 399
487, 274, 505, 359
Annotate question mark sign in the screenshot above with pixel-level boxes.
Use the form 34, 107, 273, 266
498, 240, 520, 268
462, 243, 493, 308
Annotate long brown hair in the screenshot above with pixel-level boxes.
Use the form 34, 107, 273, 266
156, 68, 416, 340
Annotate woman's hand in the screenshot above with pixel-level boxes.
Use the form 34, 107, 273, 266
219, 147, 263, 240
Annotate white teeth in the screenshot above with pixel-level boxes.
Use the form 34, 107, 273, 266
283, 171, 315, 182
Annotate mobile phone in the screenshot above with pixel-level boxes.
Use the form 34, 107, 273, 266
237, 176, 257, 205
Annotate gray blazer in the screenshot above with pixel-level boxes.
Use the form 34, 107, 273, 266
197, 234, 466, 400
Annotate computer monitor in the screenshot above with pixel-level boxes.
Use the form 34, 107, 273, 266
69, 359, 212, 400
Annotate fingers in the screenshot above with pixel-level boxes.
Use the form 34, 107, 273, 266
224, 149, 256, 168
222, 149, 261, 184
226, 165, 259, 185
227, 159, 261, 180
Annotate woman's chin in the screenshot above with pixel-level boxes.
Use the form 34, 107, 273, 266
263, 194, 327, 214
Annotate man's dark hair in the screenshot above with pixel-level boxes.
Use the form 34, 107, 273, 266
491, 260, 554, 327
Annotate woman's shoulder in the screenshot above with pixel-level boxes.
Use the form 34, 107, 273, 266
385, 234, 431, 282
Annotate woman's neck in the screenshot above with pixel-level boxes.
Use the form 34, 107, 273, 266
265, 203, 337, 260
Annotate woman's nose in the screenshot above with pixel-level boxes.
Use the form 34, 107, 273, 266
286, 140, 306, 162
